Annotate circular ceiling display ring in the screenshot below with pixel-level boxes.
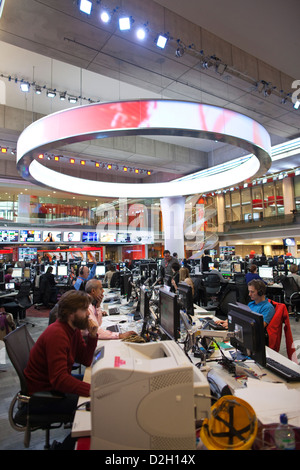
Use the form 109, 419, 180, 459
17, 99, 272, 198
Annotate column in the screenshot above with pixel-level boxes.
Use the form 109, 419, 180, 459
160, 196, 186, 259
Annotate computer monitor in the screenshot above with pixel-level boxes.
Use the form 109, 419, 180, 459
0, 269, 4, 288
5, 282, 15, 290
57, 265, 68, 277
124, 273, 133, 301
139, 285, 150, 320
227, 303, 266, 367
23, 267, 31, 279
159, 288, 180, 340
258, 266, 273, 279
163, 274, 172, 288
95, 265, 105, 276
177, 281, 194, 316
12, 267, 23, 278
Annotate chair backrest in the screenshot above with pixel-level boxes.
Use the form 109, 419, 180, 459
16, 281, 32, 299
3, 325, 35, 394
204, 273, 221, 294
281, 276, 299, 298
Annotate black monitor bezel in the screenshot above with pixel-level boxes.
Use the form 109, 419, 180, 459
227, 303, 266, 367
159, 288, 180, 341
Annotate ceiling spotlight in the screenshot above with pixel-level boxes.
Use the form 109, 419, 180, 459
175, 46, 184, 58
54, 156, 60, 161
216, 62, 227, 75
47, 89, 56, 98
119, 16, 131, 31
107, 164, 112, 169
156, 34, 168, 49
69, 158, 75, 164
1, 147, 7, 153
136, 27, 146, 40
68, 96, 78, 104
38, 153, 44, 159
60, 92, 66, 101
294, 100, 300, 110
80, 160, 86, 165
20, 81, 30, 92
123, 166, 128, 172
100, 10, 110, 23
79, 0, 92, 15
35, 85, 42, 94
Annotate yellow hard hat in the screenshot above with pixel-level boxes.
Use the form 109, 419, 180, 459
200, 395, 258, 450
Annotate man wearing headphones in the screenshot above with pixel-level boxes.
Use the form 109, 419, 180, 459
216, 279, 275, 329
74, 258, 97, 291
247, 279, 275, 327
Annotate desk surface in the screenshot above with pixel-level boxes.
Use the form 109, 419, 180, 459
71, 306, 300, 441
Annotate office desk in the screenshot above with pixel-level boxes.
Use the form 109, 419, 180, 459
72, 295, 300, 450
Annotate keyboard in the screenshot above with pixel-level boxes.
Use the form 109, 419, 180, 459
266, 357, 300, 382
106, 324, 121, 333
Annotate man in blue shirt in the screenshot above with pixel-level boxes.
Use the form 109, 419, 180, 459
74, 260, 97, 291
247, 279, 275, 326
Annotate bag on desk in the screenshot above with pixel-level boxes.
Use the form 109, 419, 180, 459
0, 312, 16, 340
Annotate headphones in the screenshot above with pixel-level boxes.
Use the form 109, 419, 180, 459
79, 266, 84, 276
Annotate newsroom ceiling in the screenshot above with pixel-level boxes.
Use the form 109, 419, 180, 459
0, 0, 300, 188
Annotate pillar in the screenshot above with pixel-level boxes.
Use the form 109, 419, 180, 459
160, 196, 186, 259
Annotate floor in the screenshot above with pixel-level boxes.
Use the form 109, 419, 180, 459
0, 313, 300, 451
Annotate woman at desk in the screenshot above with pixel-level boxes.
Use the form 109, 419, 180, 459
245, 264, 263, 284
4, 267, 13, 283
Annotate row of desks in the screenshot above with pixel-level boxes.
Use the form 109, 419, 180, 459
71, 298, 300, 450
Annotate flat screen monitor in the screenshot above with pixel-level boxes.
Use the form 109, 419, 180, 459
12, 267, 23, 278
139, 285, 150, 320
233, 262, 242, 273
159, 288, 180, 341
96, 265, 105, 276
227, 303, 266, 367
44, 264, 57, 276
42, 231, 62, 242
0, 269, 4, 286
5, 282, 15, 290
177, 281, 194, 316
63, 231, 81, 242
258, 266, 273, 278
123, 273, 133, 301
0, 230, 19, 242
20, 230, 41, 242
57, 265, 68, 276
18, 247, 37, 261
23, 268, 31, 279
283, 238, 296, 247
82, 231, 98, 242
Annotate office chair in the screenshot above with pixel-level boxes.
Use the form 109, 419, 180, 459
4, 325, 73, 449
233, 273, 249, 304
267, 300, 297, 362
203, 273, 221, 311
2, 281, 35, 327
216, 284, 238, 318
280, 276, 300, 322
35, 274, 57, 308
110, 271, 121, 288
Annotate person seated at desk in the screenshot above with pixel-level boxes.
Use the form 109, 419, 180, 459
74, 258, 97, 291
216, 279, 275, 329
288, 264, 300, 289
104, 264, 116, 288
4, 267, 13, 284
24, 290, 98, 400
84, 279, 136, 340
170, 262, 181, 292
245, 264, 263, 284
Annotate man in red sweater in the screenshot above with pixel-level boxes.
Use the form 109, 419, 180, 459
25, 290, 98, 401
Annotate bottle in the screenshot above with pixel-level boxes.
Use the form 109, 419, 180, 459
274, 413, 296, 450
